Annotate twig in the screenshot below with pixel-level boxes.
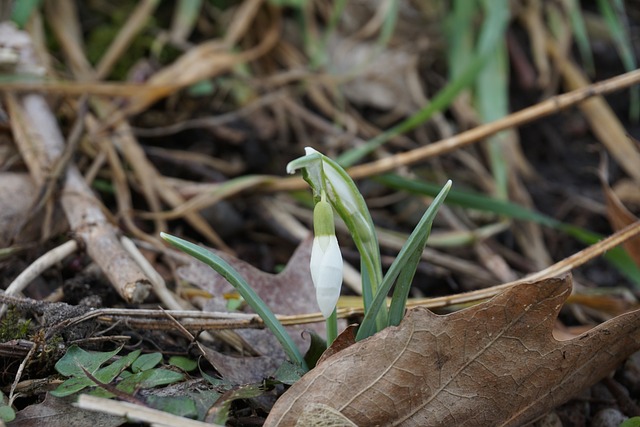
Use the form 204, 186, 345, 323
2, 23, 152, 303
76, 394, 219, 427
255, 67, 640, 194
0, 239, 78, 317
7, 96, 89, 242
2, 221, 637, 335
407, 220, 640, 309
80, 366, 145, 406
345, 68, 640, 180
8, 340, 35, 406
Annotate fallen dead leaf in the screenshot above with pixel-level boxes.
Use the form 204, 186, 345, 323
178, 237, 340, 384
11, 393, 123, 427
199, 345, 279, 386
315, 325, 357, 366
178, 236, 327, 353
265, 275, 640, 426
600, 172, 640, 266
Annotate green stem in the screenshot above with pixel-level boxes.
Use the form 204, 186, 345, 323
326, 308, 337, 347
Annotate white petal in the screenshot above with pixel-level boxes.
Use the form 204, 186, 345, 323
321, 235, 343, 274
315, 235, 343, 318
317, 284, 340, 319
309, 237, 323, 289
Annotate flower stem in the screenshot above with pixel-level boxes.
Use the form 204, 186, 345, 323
326, 307, 337, 347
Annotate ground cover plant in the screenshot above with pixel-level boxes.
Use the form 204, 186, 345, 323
1, 0, 640, 425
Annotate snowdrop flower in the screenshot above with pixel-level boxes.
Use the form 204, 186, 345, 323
287, 147, 360, 216
310, 194, 343, 318
287, 147, 383, 297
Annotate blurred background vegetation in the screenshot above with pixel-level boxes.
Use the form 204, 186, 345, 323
3, 0, 640, 316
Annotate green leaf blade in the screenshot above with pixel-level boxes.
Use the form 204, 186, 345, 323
357, 180, 451, 341
54, 345, 122, 378
160, 233, 308, 371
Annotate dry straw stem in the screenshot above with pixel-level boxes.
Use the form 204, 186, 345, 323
1, 240, 78, 317
45, 0, 230, 250
546, 33, 640, 183
50, 220, 639, 332
5, 92, 151, 303
261, 66, 640, 195
2, 23, 151, 303
0, 81, 171, 99
346, 67, 640, 180
76, 394, 219, 427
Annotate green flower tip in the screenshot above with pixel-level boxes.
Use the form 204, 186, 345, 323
313, 198, 335, 237
286, 147, 320, 175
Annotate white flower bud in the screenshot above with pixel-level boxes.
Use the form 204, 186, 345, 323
310, 198, 343, 319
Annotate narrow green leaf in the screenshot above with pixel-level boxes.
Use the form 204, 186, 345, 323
160, 233, 308, 371
387, 240, 425, 327
377, 173, 640, 286
477, 0, 510, 200
377, 173, 563, 227
567, 0, 594, 74
336, 1, 509, 167
596, 0, 639, 121
447, 0, 477, 78
357, 181, 452, 341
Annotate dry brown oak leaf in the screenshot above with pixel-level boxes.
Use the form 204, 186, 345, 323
265, 275, 640, 426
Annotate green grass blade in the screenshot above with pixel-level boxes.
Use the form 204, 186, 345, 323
376, 1, 398, 52
477, 0, 510, 200
387, 238, 425, 328
336, 2, 509, 168
160, 233, 308, 371
377, 174, 640, 286
356, 181, 451, 341
10, 0, 42, 28
596, 0, 639, 121
377, 173, 561, 227
447, 0, 478, 78
567, 0, 595, 75
361, 259, 373, 312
